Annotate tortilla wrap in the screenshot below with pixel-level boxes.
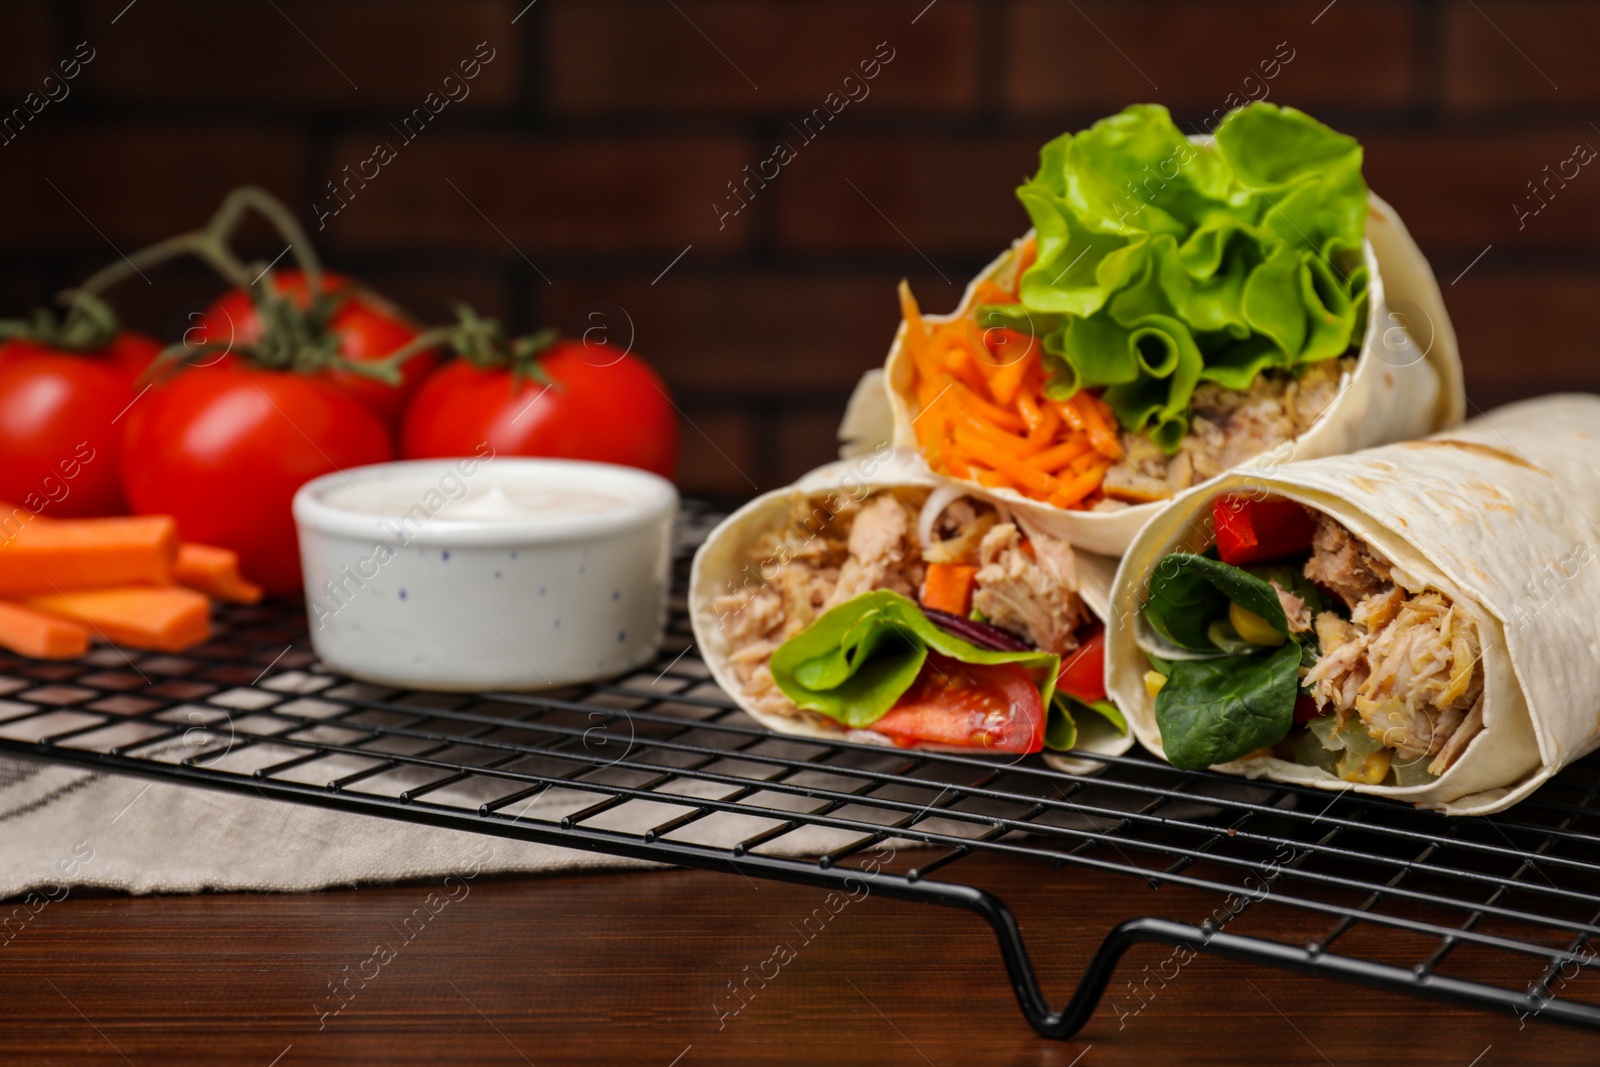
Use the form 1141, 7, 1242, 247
881, 192, 1465, 556
1104, 394, 1600, 815
689, 451, 1133, 764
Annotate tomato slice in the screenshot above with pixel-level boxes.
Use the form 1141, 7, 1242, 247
870, 652, 1045, 753
1213, 495, 1318, 566
1056, 627, 1106, 704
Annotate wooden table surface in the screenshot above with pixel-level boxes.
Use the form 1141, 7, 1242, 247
4, 847, 1598, 1067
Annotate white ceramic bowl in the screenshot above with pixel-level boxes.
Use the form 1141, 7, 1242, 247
292, 457, 677, 691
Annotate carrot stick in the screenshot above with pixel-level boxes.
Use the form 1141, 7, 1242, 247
0, 515, 178, 596
24, 586, 211, 653
0, 601, 89, 659
174, 543, 264, 605
1015, 238, 1038, 277
921, 564, 979, 616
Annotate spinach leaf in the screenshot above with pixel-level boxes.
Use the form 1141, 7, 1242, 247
1144, 552, 1289, 652
770, 590, 1058, 728
1154, 642, 1302, 769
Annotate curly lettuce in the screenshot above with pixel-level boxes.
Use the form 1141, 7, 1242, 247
1006, 103, 1369, 452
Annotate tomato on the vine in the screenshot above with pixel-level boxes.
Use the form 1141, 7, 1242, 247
196, 270, 436, 427
401, 329, 678, 479
120, 363, 392, 593
0, 331, 159, 518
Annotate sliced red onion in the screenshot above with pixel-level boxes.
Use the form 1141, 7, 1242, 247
921, 608, 1034, 652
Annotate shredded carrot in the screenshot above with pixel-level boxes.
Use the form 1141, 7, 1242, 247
1049, 460, 1114, 509
950, 382, 1027, 433
1029, 437, 1093, 472
1016, 238, 1038, 276
899, 276, 1118, 507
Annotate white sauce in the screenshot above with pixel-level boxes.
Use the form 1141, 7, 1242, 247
322, 476, 628, 524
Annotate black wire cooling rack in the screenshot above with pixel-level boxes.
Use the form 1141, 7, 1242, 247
1, 504, 1597, 1040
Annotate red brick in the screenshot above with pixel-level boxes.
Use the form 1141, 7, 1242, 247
674, 407, 760, 496
771, 408, 846, 486
1443, 1, 1594, 111
1363, 130, 1600, 253
321, 133, 753, 254
353, 267, 510, 331
0, 3, 50, 95
541, 274, 939, 394
82, 0, 517, 108
547, 1, 977, 116
774, 134, 1041, 256
0, 125, 305, 247
1444, 272, 1600, 403
1005, 1, 1417, 116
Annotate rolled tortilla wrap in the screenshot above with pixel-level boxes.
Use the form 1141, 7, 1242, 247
883, 192, 1464, 556
1105, 394, 1600, 816
689, 451, 1133, 761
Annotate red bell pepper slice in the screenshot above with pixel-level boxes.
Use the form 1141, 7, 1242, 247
1213, 495, 1317, 566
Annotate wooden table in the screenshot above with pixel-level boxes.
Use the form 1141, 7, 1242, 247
4, 848, 1597, 1066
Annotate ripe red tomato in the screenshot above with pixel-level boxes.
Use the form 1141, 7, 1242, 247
195, 270, 435, 427
1056, 627, 1107, 704
120, 364, 392, 593
870, 653, 1045, 753
400, 340, 679, 479
0, 333, 161, 517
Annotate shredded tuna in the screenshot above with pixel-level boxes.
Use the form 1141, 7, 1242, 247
1271, 580, 1313, 635
826, 494, 923, 607
1103, 356, 1354, 501
1300, 519, 1485, 774
970, 523, 1086, 655
1303, 512, 1393, 610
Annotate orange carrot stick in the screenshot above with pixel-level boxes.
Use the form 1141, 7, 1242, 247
24, 586, 211, 653
174, 543, 264, 605
0, 515, 179, 596
921, 564, 979, 616
0, 601, 89, 659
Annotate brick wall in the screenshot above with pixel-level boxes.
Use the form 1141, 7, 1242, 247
2, 0, 1595, 496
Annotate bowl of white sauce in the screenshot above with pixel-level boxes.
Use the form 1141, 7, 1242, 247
292, 454, 677, 690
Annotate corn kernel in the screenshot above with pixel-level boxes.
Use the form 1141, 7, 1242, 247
1230, 601, 1287, 647
1144, 670, 1167, 698
1342, 749, 1392, 784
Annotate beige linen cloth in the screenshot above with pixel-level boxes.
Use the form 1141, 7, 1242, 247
0, 667, 856, 898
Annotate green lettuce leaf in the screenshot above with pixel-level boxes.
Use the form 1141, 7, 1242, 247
1014, 103, 1368, 453
1046, 693, 1129, 752
768, 590, 1058, 728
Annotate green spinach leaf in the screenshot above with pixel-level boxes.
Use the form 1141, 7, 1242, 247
1154, 642, 1302, 769
1144, 552, 1289, 652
